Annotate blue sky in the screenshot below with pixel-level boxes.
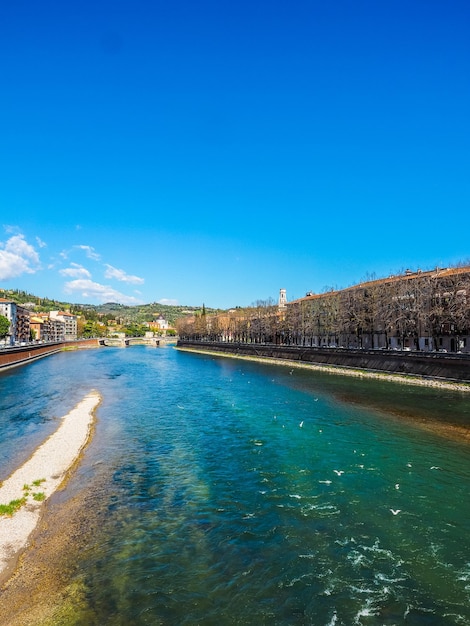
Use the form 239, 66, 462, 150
1, 0, 469, 308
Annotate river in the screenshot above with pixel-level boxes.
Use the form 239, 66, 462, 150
0, 345, 469, 625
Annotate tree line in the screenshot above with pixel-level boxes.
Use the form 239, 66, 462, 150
177, 266, 470, 352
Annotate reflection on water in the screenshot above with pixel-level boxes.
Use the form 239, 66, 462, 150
1, 347, 469, 625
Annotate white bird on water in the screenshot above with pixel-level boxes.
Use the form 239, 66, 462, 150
334, 470, 344, 476
299, 421, 304, 428
390, 509, 401, 515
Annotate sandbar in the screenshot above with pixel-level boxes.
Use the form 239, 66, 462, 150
0, 390, 101, 583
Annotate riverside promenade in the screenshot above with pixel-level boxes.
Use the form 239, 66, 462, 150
177, 340, 470, 385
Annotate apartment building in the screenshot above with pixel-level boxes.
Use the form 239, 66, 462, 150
286, 266, 470, 352
0, 298, 30, 346
49, 311, 78, 341
30, 314, 66, 342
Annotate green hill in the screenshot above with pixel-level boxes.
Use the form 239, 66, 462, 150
0, 289, 220, 325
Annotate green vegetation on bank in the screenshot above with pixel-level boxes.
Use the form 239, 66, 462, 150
0, 479, 48, 516
0, 315, 9, 339
0, 497, 27, 516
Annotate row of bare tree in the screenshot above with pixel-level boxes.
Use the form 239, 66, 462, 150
177, 267, 470, 352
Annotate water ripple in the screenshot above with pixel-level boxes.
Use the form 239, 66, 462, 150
1, 346, 469, 625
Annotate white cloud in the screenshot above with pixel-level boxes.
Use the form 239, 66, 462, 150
36, 236, 47, 248
158, 298, 179, 306
75, 245, 101, 261
59, 263, 91, 279
63, 279, 142, 305
0, 234, 41, 280
3, 224, 21, 235
60, 244, 101, 261
104, 264, 144, 285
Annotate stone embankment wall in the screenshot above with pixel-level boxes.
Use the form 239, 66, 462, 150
0, 339, 99, 372
177, 341, 470, 382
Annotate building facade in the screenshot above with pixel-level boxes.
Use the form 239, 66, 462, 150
30, 314, 66, 342
0, 299, 31, 346
285, 266, 470, 353
178, 266, 470, 353
49, 311, 78, 341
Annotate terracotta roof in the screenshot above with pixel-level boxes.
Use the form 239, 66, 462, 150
288, 265, 470, 305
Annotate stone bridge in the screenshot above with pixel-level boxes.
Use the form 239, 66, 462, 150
99, 337, 177, 347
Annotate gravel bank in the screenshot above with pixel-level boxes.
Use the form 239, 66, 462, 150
0, 391, 101, 583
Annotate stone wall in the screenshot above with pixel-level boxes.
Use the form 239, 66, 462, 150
177, 341, 470, 382
0, 340, 99, 372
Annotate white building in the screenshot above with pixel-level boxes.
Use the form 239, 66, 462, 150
0, 298, 15, 345
49, 310, 78, 341
0, 298, 31, 345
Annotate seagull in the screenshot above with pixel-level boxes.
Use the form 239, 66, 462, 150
299, 421, 304, 428
390, 509, 401, 515
395, 484, 400, 490
430, 466, 441, 470
334, 470, 344, 476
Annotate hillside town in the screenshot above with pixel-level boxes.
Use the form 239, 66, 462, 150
0, 300, 174, 347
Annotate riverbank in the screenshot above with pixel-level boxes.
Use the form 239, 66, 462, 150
177, 346, 470, 392
0, 391, 101, 586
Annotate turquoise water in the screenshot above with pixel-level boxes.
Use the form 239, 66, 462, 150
1, 346, 470, 625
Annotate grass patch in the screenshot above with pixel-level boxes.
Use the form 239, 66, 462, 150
0, 478, 48, 516
0, 497, 27, 516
